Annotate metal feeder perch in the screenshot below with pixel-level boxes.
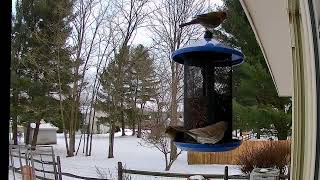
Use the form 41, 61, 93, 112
171, 31, 244, 152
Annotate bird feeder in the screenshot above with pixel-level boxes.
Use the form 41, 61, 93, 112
171, 31, 244, 152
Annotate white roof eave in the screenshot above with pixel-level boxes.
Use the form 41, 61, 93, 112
239, 0, 293, 97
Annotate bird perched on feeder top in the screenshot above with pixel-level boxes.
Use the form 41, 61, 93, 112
165, 121, 228, 144
179, 11, 227, 30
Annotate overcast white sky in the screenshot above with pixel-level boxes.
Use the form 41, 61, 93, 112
12, 0, 223, 46
131, 0, 223, 46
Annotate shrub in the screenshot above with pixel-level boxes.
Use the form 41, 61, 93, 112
235, 141, 291, 174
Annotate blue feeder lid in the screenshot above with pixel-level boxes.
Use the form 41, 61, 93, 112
174, 139, 242, 152
172, 39, 244, 67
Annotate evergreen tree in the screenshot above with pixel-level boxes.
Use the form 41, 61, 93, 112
124, 45, 159, 138
97, 44, 159, 157
11, 0, 31, 144
97, 57, 124, 158
11, 0, 74, 148
214, 0, 292, 139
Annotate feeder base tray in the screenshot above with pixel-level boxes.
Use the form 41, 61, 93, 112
174, 139, 241, 152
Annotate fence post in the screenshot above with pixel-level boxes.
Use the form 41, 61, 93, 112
118, 162, 123, 180
224, 166, 228, 180
56, 156, 63, 180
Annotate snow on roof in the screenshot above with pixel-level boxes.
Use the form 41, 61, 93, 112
30, 123, 58, 130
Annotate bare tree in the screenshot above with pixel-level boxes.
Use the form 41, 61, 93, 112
86, 22, 120, 156
139, 59, 180, 171
95, 0, 151, 158
66, 0, 117, 156
140, 119, 182, 171
148, 0, 207, 164
112, 0, 151, 137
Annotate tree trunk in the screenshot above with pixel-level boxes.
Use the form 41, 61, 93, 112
169, 140, 177, 164
169, 66, 178, 162
85, 122, 91, 156
165, 166, 170, 171
63, 125, 70, 156
31, 119, 41, 150
165, 161, 174, 171
89, 107, 98, 155
108, 123, 114, 158
89, 125, 94, 155
69, 102, 75, 155
57, 57, 70, 156
121, 102, 125, 136
69, 63, 80, 156
75, 133, 83, 155
164, 154, 169, 171
83, 133, 86, 153
68, 116, 75, 156
137, 104, 144, 138
121, 119, 125, 136
85, 109, 92, 156
132, 120, 135, 136
73, 101, 80, 153
12, 116, 18, 145
25, 122, 31, 145
137, 120, 141, 138
165, 152, 176, 171
68, 132, 75, 156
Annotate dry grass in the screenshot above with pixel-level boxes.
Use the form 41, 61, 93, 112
235, 141, 291, 174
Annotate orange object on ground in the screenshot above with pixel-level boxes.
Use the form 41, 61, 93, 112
22, 165, 34, 180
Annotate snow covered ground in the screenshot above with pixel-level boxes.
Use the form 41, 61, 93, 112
9, 130, 244, 180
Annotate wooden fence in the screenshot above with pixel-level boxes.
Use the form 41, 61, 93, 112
118, 162, 249, 180
9, 160, 289, 180
118, 162, 289, 180
9, 144, 110, 180
188, 140, 291, 165
9, 165, 110, 180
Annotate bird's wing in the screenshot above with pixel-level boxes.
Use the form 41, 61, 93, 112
195, 12, 220, 18
189, 121, 226, 137
188, 121, 227, 144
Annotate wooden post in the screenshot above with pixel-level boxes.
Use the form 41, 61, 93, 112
118, 162, 123, 180
57, 156, 63, 180
224, 166, 228, 180
22, 165, 33, 180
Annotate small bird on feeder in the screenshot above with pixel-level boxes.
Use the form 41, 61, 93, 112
179, 11, 227, 30
165, 121, 228, 144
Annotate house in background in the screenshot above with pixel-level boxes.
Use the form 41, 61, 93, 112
81, 105, 184, 134
24, 120, 58, 145
81, 108, 110, 134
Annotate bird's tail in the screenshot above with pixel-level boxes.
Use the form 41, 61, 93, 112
179, 21, 195, 28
